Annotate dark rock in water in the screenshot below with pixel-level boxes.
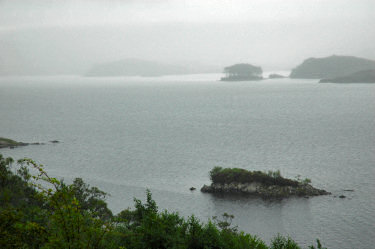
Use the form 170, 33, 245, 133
268, 74, 286, 79
50, 140, 60, 143
319, 69, 375, 83
339, 195, 346, 198
290, 55, 375, 79
189, 187, 196, 191
31, 142, 45, 145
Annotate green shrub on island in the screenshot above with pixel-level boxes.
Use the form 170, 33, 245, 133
0, 154, 326, 249
210, 167, 300, 187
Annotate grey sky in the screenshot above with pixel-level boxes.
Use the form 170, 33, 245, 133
0, 0, 374, 74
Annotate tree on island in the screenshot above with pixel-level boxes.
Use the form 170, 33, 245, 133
221, 63, 263, 81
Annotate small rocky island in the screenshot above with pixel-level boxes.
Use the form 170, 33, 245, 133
221, 63, 263, 81
201, 167, 330, 198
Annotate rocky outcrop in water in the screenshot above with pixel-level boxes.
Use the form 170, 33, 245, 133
201, 167, 330, 198
201, 182, 329, 198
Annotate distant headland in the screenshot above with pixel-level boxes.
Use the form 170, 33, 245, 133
289, 55, 375, 79
319, 69, 375, 83
201, 167, 330, 198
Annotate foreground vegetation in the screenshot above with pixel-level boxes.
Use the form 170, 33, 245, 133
0, 154, 326, 249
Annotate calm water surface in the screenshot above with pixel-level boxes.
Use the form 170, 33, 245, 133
1, 75, 374, 248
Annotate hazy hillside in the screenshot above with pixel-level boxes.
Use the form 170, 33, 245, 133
290, 55, 375, 79
85, 58, 218, 77
320, 69, 375, 83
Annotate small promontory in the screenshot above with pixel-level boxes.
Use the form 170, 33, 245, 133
319, 69, 375, 83
201, 167, 329, 198
290, 55, 375, 79
0, 137, 28, 149
0, 137, 50, 149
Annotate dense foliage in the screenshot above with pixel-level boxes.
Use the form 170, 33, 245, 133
0, 154, 325, 249
209, 167, 300, 187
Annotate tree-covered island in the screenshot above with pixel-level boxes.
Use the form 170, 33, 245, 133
221, 63, 263, 81
201, 167, 330, 198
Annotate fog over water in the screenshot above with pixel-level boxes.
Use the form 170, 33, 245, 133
1, 0, 374, 75
1, 77, 375, 249
1, 1, 375, 248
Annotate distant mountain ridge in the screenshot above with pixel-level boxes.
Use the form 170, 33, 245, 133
290, 55, 375, 79
85, 58, 218, 77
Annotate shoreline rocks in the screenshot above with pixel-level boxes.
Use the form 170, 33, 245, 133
0, 137, 58, 149
201, 182, 330, 198
0, 137, 28, 149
